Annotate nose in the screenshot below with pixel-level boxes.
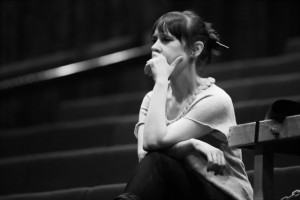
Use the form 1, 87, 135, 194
151, 40, 161, 54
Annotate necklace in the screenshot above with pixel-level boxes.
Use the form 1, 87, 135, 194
166, 77, 215, 125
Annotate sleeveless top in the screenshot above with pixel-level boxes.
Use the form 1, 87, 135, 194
134, 77, 253, 200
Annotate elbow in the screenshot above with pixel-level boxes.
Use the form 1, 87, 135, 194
143, 133, 164, 151
143, 140, 161, 151
143, 143, 152, 151
143, 127, 167, 151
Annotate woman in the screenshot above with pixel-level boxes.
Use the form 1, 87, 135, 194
115, 10, 253, 200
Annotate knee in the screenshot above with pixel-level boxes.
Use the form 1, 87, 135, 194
145, 151, 164, 159
142, 152, 175, 169
144, 152, 168, 163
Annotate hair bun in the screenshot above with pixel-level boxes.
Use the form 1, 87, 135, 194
205, 22, 229, 49
208, 32, 219, 42
204, 22, 220, 42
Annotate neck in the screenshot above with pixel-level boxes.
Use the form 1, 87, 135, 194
169, 63, 199, 102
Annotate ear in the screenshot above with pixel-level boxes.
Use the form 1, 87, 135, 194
193, 41, 204, 57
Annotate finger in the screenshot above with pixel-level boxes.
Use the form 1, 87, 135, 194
145, 59, 153, 67
216, 154, 226, 175
170, 56, 183, 67
214, 156, 223, 175
144, 64, 152, 77
217, 151, 225, 167
145, 60, 150, 66
152, 52, 160, 58
208, 154, 218, 173
212, 153, 218, 166
212, 153, 221, 175
206, 153, 213, 172
221, 156, 226, 172
217, 152, 223, 166
220, 154, 226, 167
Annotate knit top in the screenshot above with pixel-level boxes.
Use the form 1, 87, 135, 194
134, 78, 253, 200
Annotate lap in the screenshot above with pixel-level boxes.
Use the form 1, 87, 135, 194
124, 152, 233, 200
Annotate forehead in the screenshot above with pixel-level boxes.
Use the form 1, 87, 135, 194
152, 28, 173, 37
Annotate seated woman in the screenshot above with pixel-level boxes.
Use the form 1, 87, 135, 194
115, 10, 253, 200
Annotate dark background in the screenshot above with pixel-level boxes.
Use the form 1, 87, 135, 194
1, 0, 300, 67
1, 0, 300, 129
0, 1, 300, 198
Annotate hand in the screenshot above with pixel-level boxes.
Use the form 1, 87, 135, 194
192, 139, 226, 175
144, 52, 183, 81
138, 148, 147, 162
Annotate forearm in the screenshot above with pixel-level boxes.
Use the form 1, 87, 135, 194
143, 78, 169, 150
137, 126, 147, 161
166, 138, 221, 159
164, 139, 195, 159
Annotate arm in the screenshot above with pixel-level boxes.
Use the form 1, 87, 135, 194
142, 53, 212, 150
137, 125, 147, 162
163, 139, 195, 158
143, 53, 182, 150
135, 93, 151, 162
142, 54, 231, 160
143, 97, 213, 151
165, 138, 226, 174
143, 90, 229, 151
143, 78, 169, 150
138, 111, 226, 174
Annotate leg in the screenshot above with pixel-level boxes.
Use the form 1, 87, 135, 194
115, 152, 234, 200
123, 152, 194, 200
186, 167, 234, 200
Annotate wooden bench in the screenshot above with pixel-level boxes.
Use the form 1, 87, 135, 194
229, 115, 300, 200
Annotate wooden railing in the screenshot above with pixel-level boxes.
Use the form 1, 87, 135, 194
229, 115, 300, 200
0, 39, 150, 90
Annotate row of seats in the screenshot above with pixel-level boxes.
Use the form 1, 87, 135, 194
1, 49, 300, 199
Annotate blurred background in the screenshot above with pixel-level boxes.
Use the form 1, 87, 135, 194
1, 0, 300, 65
1, 0, 300, 128
0, 0, 300, 199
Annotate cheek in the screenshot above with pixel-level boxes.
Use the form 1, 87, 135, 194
163, 41, 187, 64
166, 55, 177, 65
166, 50, 187, 65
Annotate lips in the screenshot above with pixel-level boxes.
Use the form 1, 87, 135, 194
151, 53, 158, 58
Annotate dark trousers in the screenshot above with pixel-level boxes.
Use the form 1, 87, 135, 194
120, 152, 234, 200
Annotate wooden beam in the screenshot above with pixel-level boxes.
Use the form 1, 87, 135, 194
253, 144, 274, 200
228, 122, 256, 148
259, 114, 300, 142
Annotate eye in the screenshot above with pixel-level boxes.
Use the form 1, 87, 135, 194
161, 36, 172, 43
151, 34, 174, 44
160, 33, 174, 43
151, 36, 158, 44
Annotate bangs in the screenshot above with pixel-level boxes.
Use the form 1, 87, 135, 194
151, 12, 188, 43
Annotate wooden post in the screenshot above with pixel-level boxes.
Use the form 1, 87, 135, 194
253, 144, 273, 200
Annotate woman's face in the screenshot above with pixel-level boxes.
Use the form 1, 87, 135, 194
151, 28, 189, 66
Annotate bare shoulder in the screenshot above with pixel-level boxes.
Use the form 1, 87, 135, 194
207, 84, 234, 106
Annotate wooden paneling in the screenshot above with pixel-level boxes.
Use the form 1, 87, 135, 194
0, 0, 168, 66
1, 0, 300, 68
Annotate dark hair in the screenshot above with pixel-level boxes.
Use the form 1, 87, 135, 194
151, 10, 224, 67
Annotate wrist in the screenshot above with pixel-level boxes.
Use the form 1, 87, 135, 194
190, 138, 197, 150
155, 77, 169, 85
191, 138, 204, 152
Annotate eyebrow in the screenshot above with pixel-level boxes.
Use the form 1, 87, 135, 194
161, 32, 172, 37
151, 34, 158, 40
151, 30, 174, 40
